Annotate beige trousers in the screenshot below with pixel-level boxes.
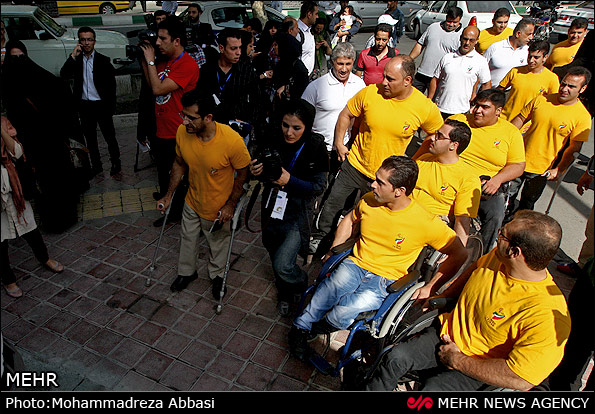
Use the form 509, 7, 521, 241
178, 203, 231, 280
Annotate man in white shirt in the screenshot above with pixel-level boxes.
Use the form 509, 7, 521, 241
302, 42, 366, 174
296, 1, 318, 76
483, 18, 535, 87
428, 25, 491, 119
60, 26, 120, 176
409, 6, 463, 93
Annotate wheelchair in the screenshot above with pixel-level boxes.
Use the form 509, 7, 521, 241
294, 232, 484, 385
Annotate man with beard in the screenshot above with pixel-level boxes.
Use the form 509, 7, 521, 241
427, 25, 491, 120
365, 211, 571, 392
184, 3, 215, 57
354, 23, 398, 86
508, 66, 592, 213
158, 91, 250, 298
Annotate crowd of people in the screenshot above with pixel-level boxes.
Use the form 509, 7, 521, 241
1, 0, 593, 392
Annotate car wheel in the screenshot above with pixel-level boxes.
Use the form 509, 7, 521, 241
413, 20, 421, 39
100, 2, 116, 14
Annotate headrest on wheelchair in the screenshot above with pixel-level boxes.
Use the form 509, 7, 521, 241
387, 270, 421, 294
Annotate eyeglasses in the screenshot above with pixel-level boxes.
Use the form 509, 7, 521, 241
179, 111, 201, 122
497, 227, 514, 245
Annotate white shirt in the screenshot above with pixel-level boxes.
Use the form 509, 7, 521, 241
417, 22, 461, 77
483, 37, 529, 87
297, 18, 315, 76
82, 50, 101, 101
301, 70, 366, 151
433, 49, 491, 115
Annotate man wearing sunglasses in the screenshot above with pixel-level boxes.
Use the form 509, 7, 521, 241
367, 210, 571, 391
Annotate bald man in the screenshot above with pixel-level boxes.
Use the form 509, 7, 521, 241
310, 55, 444, 255
428, 25, 491, 119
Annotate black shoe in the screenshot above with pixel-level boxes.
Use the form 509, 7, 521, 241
170, 273, 198, 292
288, 326, 313, 362
110, 162, 121, 176
153, 215, 181, 227
311, 318, 338, 335
212, 276, 227, 300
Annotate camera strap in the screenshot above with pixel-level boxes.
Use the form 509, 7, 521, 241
288, 142, 306, 173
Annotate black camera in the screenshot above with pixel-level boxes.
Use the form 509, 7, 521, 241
254, 148, 283, 182
126, 29, 158, 60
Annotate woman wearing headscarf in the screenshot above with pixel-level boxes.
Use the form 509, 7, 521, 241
1, 117, 64, 298
1, 40, 84, 233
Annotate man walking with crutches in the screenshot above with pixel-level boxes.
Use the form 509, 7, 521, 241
156, 91, 250, 299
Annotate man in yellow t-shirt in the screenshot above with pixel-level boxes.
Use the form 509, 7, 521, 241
414, 88, 525, 254
156, 91, 251, 298
310, 55, 443, 256
546, 17, 588, 70
289, 156, 468, 361
412, 119, 481, 247
366, 210, 570, 391
498, 39, 559, 121
476, 7, 514, 55
509, 66, 592, 213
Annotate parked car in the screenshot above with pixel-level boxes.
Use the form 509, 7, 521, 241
177, 1, 286, 32
552, 1, 594, 35
411, 1, 523, 38
56, 1, 135, 15
1, 5, 132, 75
319, 1, 425, 30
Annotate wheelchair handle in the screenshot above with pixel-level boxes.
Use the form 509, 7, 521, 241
428, 297, 456, 310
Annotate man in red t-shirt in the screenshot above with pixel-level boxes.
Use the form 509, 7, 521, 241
141, 16, 199, 225
355, 23, 398, 85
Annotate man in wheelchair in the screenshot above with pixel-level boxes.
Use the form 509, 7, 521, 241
365, 210, 571, 391
289, 156, 468, 362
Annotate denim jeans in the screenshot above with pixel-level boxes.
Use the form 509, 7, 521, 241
262, 220, 308, 301
478, 192, 506, 254
294, 258, 392, 331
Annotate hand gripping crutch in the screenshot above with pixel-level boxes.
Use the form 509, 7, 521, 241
215, 192, 250, 315
545, 152, 579, 216
146, 189, 177, 287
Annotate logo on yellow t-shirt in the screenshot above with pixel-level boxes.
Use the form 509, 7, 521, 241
210, 168, 218, 175
493, 140, 501, 147
558, 124, 567, 130
403, 124, 411, 133
395, 234, 405, 250
492, 308, 506, 320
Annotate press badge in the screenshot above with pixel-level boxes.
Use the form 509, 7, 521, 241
270, 191, 288, 220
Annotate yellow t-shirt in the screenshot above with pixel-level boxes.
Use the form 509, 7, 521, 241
412, 154, 482, 218
450, 113, 525, 178
439, 249, 571, 386
546, 39, 583, 70
176, 123, 251, 221
347, 84, 443, 179
519, 93, 592, 174
350, 193, 456, 281
499, 66, 560, 121
476, 27, 514, 55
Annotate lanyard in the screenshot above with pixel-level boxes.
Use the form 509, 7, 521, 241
216, 69, 233, 94
160, 51, 185, 80
288, 142, 306, 173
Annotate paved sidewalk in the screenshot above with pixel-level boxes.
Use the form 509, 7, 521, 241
1, 115, 588, 392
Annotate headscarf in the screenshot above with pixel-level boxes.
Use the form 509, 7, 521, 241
1, 116, 27, 220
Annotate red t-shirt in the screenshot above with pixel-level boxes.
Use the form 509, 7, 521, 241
155, 51, 199, 139
355, 47, 398, 86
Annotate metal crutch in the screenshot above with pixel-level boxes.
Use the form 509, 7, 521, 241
545, 152, 579, 216
215, 193, 250, 315
146, 189, 177, 287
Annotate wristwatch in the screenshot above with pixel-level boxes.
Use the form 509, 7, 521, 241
147, 60, 155, 66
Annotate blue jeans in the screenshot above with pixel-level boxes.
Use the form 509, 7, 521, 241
294, 258, 392, 331
262, 220, 308, 301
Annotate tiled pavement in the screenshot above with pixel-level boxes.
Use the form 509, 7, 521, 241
1, 116, 345, 392
1, 115, 584, 392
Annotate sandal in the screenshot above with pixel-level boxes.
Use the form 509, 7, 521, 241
4, 283, 23, 298
45, 259, 64, 273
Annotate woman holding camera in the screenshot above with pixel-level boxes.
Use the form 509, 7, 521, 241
250, 100, 329, 316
